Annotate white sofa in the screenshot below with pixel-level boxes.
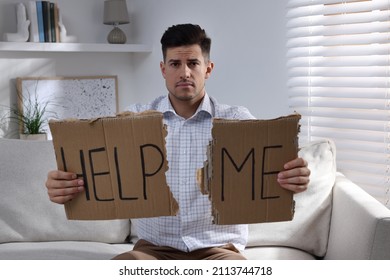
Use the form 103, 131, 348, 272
0, 138, 389, 260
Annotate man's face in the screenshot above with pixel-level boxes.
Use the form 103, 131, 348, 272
160, 44, 213, 104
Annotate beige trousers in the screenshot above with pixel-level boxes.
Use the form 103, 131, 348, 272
112, 239, 247, 260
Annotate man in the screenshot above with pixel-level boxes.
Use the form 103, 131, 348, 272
45, 24, 310, 260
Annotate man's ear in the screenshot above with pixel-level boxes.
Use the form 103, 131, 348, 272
205, 61, 214, 79
160, 61, 166, 78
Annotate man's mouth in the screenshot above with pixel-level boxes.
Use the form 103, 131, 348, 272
176, 81, 194, 87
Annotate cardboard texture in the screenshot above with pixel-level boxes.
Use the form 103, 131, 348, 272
198, 114, 301, 225
49, 111, 178, 220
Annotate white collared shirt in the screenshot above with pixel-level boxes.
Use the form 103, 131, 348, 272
127, 94, 255, 252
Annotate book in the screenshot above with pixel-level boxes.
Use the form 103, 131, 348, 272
50, 2, 56, 42
53, 3, 60, 42
26, 1, 39, 42
42, 1, 51, 42
36, 1, 45, 42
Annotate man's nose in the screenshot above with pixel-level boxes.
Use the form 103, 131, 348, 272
180, 65, 191, 79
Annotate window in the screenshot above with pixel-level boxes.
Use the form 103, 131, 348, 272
286, 0, 390, 208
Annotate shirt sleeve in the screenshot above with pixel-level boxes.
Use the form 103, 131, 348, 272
218, 105, 256, 120
233, 106, 256, 120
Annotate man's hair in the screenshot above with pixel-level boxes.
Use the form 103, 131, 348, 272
160, 24, 211, 62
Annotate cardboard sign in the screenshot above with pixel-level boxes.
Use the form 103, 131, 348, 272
198, 114, 301, 225
49, 111, 178, 220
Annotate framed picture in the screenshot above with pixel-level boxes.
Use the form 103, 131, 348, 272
16, 76, 118, 139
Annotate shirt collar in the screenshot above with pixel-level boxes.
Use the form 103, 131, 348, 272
159, 93, 214, 119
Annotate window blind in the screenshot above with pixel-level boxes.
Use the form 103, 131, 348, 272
286, 0, 390, 208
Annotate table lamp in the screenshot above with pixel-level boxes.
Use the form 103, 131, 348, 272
103, 0, 129, 44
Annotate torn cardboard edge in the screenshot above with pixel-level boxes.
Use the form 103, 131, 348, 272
197, 113, 301, 225
49, 110, 179, 220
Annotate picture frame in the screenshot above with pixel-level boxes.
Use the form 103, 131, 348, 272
16, 76, 118, 139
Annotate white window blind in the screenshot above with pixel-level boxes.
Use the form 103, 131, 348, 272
286, 0, 390, 208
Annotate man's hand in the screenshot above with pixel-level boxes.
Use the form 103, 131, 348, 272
277, 157, 310, 193
45, 170, 84, 204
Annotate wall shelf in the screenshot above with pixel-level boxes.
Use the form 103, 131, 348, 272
0, 42, 152, 53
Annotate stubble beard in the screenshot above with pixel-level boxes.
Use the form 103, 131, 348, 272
170, 83, 206, 103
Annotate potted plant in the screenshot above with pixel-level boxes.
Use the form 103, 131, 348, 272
11, 93, 49, 140
10, 79, 55, 140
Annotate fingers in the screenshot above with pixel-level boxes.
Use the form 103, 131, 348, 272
283, 157, 308, 170
278, 158, 311, 193
45, 170, 84, 204
48, 169, 77, 180
277, 176, 310, 193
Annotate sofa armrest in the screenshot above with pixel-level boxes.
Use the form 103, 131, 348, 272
325, 173, 390, 259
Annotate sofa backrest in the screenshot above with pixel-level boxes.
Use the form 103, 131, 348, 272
0, 138, 130, 244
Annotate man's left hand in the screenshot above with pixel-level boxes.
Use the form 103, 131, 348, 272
277, 157, 310, 193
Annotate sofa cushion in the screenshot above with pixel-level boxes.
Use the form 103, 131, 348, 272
0, 241, 134, 260
242, 246, 316, 260
0, 138, 130, 244
247, 139, 336, 257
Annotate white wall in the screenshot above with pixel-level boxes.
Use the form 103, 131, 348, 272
0, 0, 289, 138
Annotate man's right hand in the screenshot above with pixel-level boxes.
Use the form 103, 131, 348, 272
45, 170, 84, 204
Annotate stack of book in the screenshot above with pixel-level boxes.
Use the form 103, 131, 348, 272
25, 1, 61, 43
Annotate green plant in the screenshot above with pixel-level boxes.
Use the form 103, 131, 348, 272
11, 93, 49, 134
10, 79, 56, 135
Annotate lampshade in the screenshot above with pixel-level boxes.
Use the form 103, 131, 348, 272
103, 0, 129, 25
